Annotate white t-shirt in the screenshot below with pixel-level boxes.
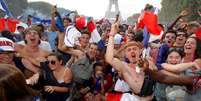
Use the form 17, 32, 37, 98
114, 78, 131, 92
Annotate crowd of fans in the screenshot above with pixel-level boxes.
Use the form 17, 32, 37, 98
0, 4, 201, 101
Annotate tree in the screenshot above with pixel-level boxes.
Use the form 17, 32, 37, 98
158, 0, 201, 24
0, 0, 28, 17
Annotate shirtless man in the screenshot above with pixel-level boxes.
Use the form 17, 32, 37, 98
106, 21, 154, 100
15, 26, 50, 77
106, 21, 201, 101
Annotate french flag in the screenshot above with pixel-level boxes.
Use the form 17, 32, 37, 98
75, 16, 101, 43
64, 16, 104, 48
106, 93, 140, 101
0, 0, 13, 17
137, 7, 163, 48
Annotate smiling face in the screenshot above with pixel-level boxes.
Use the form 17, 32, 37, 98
87, 43, 98, 60
184, 37, 197, 55
167, 51, 182, 65
175, 31, 187, 46
25, 30, 40, 46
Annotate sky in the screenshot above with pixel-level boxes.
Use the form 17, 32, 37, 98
28, 0, 162, 20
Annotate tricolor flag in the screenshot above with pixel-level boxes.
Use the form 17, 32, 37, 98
75, 16, 101, 43
64, 16, 104, 48
64, 25, 81, 47
106, 93, 140, 101
0, 0, 13, 17
137, 7, 163, 44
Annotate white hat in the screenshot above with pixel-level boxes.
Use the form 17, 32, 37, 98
114, 34, 123, 45
0, 37, 15, 52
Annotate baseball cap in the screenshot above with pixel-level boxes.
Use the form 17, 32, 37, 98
0, 37, 15, 52
114, 34, 123, 45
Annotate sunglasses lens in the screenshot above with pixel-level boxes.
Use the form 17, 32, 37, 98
51, 61, 56, 65
48, 60, 56, 65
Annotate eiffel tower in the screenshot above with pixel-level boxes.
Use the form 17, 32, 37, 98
105, 0, 121, 22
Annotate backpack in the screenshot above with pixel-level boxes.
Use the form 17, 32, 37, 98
70, 56, 95, 84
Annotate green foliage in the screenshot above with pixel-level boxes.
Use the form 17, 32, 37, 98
159, 0, 201, 24
126, 13, 140, 25
0, 0, 28, 17
28, 1, 52, 17
28, 1, 70, 17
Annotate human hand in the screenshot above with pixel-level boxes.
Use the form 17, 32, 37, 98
138, 58, 149, 71
36, 57, 47, 62
147, 57, 158, 71
51, 5, 57, 17
80, 87, 90, 94
44, 85, 55, 93
26, 73, 39, 85
193, 59, 201, 71
109, 15, 120, 36
179, 9, 189, 17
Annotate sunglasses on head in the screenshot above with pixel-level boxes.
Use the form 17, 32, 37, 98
48, 60, 56, 65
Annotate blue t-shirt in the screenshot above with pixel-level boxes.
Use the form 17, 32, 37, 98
156, 44, 170, 70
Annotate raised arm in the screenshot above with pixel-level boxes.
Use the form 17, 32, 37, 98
105, 21, 125, 72
167, 9, 189, 30
57, 31, 84, 59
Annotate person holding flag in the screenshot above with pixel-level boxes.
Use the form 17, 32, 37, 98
105, 12, 201, 101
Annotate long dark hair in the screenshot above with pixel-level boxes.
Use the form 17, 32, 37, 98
195, 37, 201, 59
185, 37, 201, 59
0, 64, 37, 101
48, 52, 65, 65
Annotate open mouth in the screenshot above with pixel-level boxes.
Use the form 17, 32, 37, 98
185, 45, 192, 50
167, 40, 171, 44
178, 38, 183, 41
30, 38, 36, 42
131, 53, 136, 58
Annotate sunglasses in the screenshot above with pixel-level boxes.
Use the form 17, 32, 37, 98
48, 60, 56, 65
